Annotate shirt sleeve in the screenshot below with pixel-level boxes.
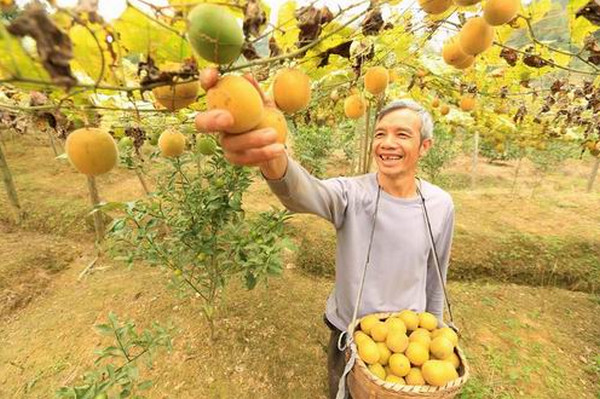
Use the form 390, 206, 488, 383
426, 202, 455, 326
264, 157, 349, 229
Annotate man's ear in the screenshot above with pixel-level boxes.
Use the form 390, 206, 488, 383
419, 138, 433, 157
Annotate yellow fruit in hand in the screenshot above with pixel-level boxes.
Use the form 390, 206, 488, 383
421, 360, 459, 387
419, 312, 438, 331
158, 129, 186, 158
430, 336, 454, 359
255, 107, 288, 144
385, 318, 406, 334
405, 367, 426, 385
386, 330, 409, 353
405, 342, 429, 366
65, 128, 118, 176
389, 353, 411, 377
377, 342, 391, 366
371, 322, 389, 342
385, 374, 405, 384
368, 363, 386, 380
358, 338, 380, 365
273, 68, 311, 113
398, 310, 419, 331
206, 75, 264, 134
360, 315, 380, 335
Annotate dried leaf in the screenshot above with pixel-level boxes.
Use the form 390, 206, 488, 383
362, 4, 384, 36
242, 42, 260, 60
523, 53, 548, 68
243, 0, 267, 38
575, 0, 600, 26
317, 40, 352, 68
500, 47, 518, 67
269, 37, 282, 58
138, 57, 198, 91
513, 105, 527, 124
6, 3, 77, 87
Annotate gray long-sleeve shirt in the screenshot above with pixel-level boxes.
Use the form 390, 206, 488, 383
266, 158, 455, 331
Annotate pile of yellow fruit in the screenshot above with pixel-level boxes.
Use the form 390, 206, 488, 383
354, 310, 461, 387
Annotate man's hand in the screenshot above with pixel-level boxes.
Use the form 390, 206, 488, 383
195, 68, 287, 171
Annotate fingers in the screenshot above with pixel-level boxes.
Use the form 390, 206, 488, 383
220, 128, 278, 152
224, 143, 286, 166
200, 68, 219, 91
195, 110, 234, 132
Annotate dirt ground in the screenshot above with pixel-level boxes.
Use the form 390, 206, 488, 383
1, 134, 599, 398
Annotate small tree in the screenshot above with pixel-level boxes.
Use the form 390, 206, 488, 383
419, 124, 459, 184
291, 123, 335, 178
107, 146, 292, 339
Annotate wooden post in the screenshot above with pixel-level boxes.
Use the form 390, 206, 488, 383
471, 131, 479, 189
0, 138, 23, 223
87, 175, 105, 242
587, 157, 600, 193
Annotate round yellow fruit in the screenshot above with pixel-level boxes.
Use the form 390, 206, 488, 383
360, 314, 380, 335
432, 97, 440, 108
409, 330, 431, 348
371, 322, 389, 342
385, 374, 405, 385
442, 37, 469, 66
459, 16, 495, 56
207, 75, 264, 134
454, 0, 481, 5
419, 0, 452, 14
354, 330, 370, 346
405, 342, 429, 366
152, 79, 199, 112
386, 330, 409, 353
368, 363, 386, 380
421, 360, 459, 387
440, 104, 450, 115
364, 66, 389, 96
484, 0, 520, 26
66, 128, 118, 176
460, 95, 477, 112
442, 352, 461, 369
158, 129, 186, 158
389, 353, 411, 377
405, 367, 426, 385
398, 310, 419, 331
255, 107, 288, 144
272, 68, 311, 113
344, 94, 366, 119
385, 317, 407, 334
419, 312, 438, 331
430, 336, 454, 359
358, 338, 381, 365
377, 342, 392, 365
454, 55, 475, 70
433, 327, 459, 347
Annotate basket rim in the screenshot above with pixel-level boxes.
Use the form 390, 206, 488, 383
348, 312, 470, 393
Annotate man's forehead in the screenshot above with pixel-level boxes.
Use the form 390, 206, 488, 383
375, 108, 421, 130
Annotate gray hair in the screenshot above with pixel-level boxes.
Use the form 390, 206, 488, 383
375, 99, 434, 141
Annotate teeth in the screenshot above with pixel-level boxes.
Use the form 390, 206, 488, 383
380, 155, 401, 160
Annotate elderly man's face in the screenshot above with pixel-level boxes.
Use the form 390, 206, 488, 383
372, 108, 432, 179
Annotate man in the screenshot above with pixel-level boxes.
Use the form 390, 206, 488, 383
195, 70, 455, 398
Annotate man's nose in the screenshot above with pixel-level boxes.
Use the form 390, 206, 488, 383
382, 134, 396, 147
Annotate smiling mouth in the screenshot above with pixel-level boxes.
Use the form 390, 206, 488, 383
379, 154, 403, 161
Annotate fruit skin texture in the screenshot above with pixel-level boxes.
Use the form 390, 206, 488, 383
421, 360, 459, 387
440, 104, 450, 115
360, 314, 380, 335
460, 95, 477, 112
405, 367, 426, 385
368, 363, 386, 380
255, 107, 288, 144
196, 136, 217, 155
364, 66, 389, 95
389, 353, 411, 377
454, 0, 481, 5
419, 312, 438, 331
405, 342, 430, 366
272, 68, 311, 113
358, 338, 380, 365
419, 0, 452, 14
386, 330, 409, 353
430, 336, 454, 359
459, 17, 495, 56
158, 130, 186, 157
454, 55, 475, 70
187, 4, 243, 64
153, 80, 199, 111
344, 94, 367, 119
484, 0, 520, 26
398, 310, 419, 331
66, 128, 118, 176
442, 37, 469, 66
207, 75, 264, 134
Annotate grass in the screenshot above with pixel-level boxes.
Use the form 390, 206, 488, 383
1, 135, 600, 398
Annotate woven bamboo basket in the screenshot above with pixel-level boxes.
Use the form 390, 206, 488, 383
346, 312, 470, 399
